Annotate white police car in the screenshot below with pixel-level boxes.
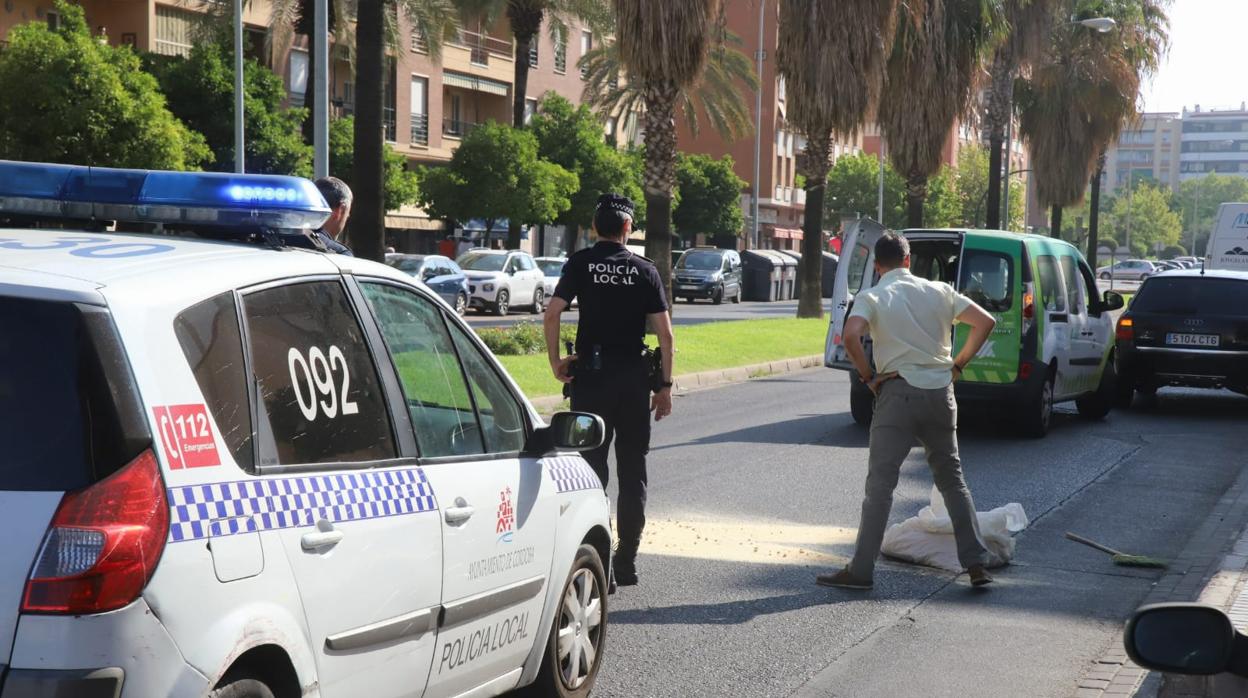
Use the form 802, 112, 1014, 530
0, 161, 612, 698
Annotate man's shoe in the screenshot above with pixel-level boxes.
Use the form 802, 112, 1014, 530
968, 565, 995, 587
613, 555, 639, 586
815, 568, 873, 590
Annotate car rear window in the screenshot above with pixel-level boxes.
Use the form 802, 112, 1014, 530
0, 297, 146, 490
174, 293, 254, 471
1132, 277, 1248, 316
959, 250, 1014, 313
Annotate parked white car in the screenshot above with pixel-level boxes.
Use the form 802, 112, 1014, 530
1096, 259, 1158, 281
457, 249, 547, 316
535, 256, 570, 306
0, 161, 613, 698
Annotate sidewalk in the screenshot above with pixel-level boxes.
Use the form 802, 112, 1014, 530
1075, 458, 1248, 697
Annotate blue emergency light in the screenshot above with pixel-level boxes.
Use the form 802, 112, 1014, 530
0, 160, 330, 230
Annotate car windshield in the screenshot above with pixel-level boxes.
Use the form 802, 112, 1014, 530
538, 260, 564, 276
1132, 277, 1248, 316
679, 251, 722, 270
388, 256, 424, 273
458, 253, 507, 272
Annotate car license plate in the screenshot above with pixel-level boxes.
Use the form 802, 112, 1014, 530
676, 284, 697, 290
1166, 333, 1220, 347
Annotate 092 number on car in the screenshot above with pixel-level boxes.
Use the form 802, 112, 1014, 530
288, 346, 361, 421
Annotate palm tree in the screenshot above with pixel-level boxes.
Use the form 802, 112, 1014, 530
880, 0, 1005, 228
351, 0, 461, 262
983, 0, 1058, 229
266, 0, 353, 145
612, 0, 724, 301
580, 30, 758, 143
776, 0, 900, 318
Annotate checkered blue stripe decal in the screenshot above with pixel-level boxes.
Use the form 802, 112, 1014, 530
167, 468, 438, 543
545, 456, 601, 494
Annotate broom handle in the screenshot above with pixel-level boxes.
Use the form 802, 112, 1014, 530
1065, 532, 1124, 556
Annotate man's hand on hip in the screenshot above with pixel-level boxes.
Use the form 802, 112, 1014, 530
867, 372, 898, 396
551, 355, 576, 384
651, 388, 672, 421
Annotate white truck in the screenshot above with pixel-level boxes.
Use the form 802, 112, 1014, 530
1205, 203, 1248, 272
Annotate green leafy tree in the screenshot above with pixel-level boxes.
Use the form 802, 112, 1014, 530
825, 153, 907, 229
416, 121, 578, 235
528, 93, 642, 250
0, 1, 209, 169
147, 41, 312, 176
329, 117, 420, 212
924, 167, 961, 228
1177, 174, 1248, 256
673, 153, 746, 244
950, 145, 1025, 229
1161, 244, 1186, 259
1105, 181, 1182, 257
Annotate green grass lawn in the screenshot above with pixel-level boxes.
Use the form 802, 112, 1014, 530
497, 317, 828, 399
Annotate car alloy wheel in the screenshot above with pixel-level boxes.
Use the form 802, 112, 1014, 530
494, 289, 510, 316
557, 567, 603, 690
532, 287, 545, 314
455, 292, 467, 316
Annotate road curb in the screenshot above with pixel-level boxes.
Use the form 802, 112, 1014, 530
1074, 459, 1248, 697
528, 353, 825, 414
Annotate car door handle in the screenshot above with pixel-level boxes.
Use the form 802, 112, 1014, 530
301, 521, 345, 550
445, 503, 475, 525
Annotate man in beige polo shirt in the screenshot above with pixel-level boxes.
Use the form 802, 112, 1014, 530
819, 233, 999, 590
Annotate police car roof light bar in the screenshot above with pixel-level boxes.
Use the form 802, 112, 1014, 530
0, 160, 330, 232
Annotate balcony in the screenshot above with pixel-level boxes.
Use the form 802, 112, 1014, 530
384, 107, 396, 143
450, 29, 513, 67
410, 113, 429, 146
443, 118, 482, 139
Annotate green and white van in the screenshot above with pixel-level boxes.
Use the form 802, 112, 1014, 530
825, 221, 1126, 437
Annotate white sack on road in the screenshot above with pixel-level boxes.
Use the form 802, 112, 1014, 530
880, 486, 1028, 572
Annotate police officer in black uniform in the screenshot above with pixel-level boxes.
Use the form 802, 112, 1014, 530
543, 193, 675, 586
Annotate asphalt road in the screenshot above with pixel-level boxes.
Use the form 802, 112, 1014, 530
550, 370, 1248, 698
463, 299, 808, 329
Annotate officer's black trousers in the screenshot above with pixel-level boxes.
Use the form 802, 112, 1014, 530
571, 360, 651, 559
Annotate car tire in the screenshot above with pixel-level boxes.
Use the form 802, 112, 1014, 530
712, 285, 725, 305
849, 372, 874, 427
1076, 358, 1116, 420
492, 289, 510, 316
1139, 274, 1148, 281
732, 285, 742, 304
208, 679, 275, 698
531, 287, 545, 315
1100, 272, 1111, 280
455, 292, 468, 317
529, 543, 607, 698
1019, 372, 1055, 438
1115, 368, 1137, 409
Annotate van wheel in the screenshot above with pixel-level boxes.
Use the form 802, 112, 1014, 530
712, 285, 725, 305
1019, 374, 1054, 438
849, 372, 874, 426
530, 544, 607, 698
209, 679, 275, 698
1076, 360, 1115, 420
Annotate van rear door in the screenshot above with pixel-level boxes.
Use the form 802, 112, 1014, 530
825, 219, 885, 369
1207, 203, 1248, 272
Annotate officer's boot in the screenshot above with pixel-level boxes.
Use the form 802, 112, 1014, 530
612, 541, 640, 587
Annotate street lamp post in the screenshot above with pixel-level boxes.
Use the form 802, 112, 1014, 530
233, 0, 244, 174
313, 0, 329, 178
750, 0, 765, 250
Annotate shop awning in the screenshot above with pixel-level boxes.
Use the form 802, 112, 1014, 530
770, 227, 804, 240
443, 71, 509, 96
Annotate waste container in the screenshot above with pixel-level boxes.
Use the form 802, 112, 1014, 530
778, 250, 840, 299
741, 250, 787, 301
773, 252, 799, 300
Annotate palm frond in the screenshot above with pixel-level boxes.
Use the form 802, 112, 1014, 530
612, 0, 722, 88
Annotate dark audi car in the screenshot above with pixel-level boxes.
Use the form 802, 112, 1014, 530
1116, 269, 1248, 405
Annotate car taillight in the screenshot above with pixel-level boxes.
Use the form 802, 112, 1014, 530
1019, 362, 1033, 380
1116, 317, 1134, 342
22, 449, 168, 615
1022, 290, 1035, 320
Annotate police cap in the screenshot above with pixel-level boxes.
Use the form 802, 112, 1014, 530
596, 193, 635, 219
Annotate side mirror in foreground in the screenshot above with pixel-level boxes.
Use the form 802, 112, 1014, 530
1124, 603, 1248, 677
524, 412, 605, 456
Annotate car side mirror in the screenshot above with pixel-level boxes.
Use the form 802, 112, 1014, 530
1103, 291, 1126, 311
1125, 603, 1248, 677
422, 269, 436, 281
524, 412, 605, 456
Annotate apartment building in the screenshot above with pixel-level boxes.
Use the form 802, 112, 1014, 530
1178, 104, 1248, 183
1101, 112, 1182, 195
675, 0, 861, 252
1, 0, 608, 251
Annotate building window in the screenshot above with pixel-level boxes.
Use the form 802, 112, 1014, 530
579, 31, 592, 77
410, 76, 429, 145
45, 10, 60, 31
777, 77, 786, 102
523, 98, 538, 125
605, 116, 617, 145
412, 28, 428, 54
288, 49, 309, 106
154, 6, 195, 57
554, 29, 568, 73
529, 39, 538, 68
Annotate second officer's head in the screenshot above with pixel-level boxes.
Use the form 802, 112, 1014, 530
593, 193, 634, 242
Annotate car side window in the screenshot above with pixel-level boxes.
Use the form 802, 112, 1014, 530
1059, 256, 1083, 314
518, 255, 536, 272
1035, 255, 1067, 313
504, 257, 517, 274
173, 292, 254, 471
447, 322, 528, 454
1077, 260, 1101, 312
359, 282, 484, 458
241, 281, 397, 467
847, 242, 871, 294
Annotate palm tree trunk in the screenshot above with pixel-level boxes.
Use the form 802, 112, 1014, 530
984, 53, 1013, 230
1050, 205, 1063, 239
513, 32, 535, 128
642, 82, 680, 307
797, 134, 832, 319
1087, 153, 1105, 266
905, 176, 927, 228
348, 0, 385, 262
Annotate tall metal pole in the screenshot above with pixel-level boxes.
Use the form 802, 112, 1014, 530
1002, 113, 1013, 230
877, 137, 885, 222
750, 0, 764, 249
1193, 175, 1201, 256
233, 0, 245, 173
313, 0, 329, 178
